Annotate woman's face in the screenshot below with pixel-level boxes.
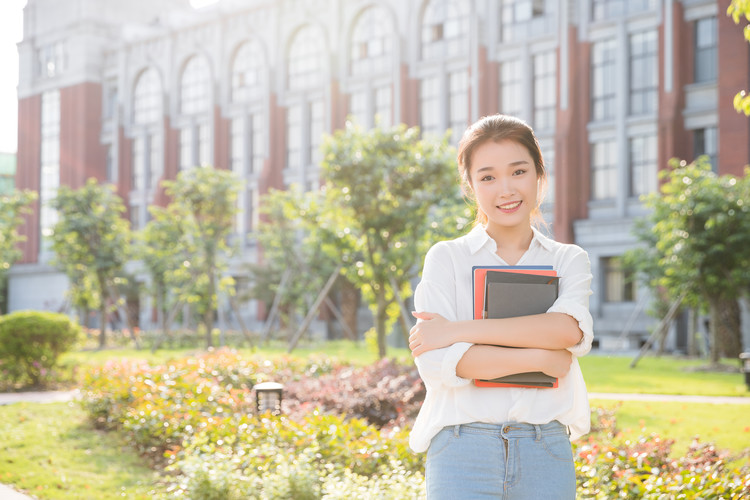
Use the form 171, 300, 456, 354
468, 139, 539, 233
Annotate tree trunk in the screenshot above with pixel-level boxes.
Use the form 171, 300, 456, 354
687, 308, 698, 357
98, 296, 107, 349
376, 289, 387, 359
716, 297, 742, 359
339, 278, 360, 340
708, 297, 721, 366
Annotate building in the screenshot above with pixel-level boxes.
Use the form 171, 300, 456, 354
10, 0, 750, 349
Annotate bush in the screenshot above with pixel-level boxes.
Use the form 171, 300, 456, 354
0, 310, 81, 387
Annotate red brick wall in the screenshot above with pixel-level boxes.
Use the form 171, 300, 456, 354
554, 27, 590, 244
718, 0, 750, 176
59, 82, 107, 188
15, 94, 41, 263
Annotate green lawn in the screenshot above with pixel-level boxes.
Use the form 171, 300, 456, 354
0, 402, 165, 499
580, 354, 749, 396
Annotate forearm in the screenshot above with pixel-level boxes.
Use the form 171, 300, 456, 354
452, 313, 583, 349
455, 345, 549, 379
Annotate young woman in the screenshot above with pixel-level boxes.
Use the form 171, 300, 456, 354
408, 114, 593, 499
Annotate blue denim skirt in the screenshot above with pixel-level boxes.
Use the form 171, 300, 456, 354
425, 421, 576, 500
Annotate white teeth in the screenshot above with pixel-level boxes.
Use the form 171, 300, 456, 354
499, 201, 521, 210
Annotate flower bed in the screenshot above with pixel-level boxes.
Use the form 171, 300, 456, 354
80, 348, 750, 499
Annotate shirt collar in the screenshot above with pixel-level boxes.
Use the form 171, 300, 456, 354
466, 224, 556, 255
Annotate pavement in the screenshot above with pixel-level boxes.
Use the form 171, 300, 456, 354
0, 389, 749, 499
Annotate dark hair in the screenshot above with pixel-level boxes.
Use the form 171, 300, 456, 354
456, 114, 547, 226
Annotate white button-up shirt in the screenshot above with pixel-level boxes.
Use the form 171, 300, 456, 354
409, 224, 594, 453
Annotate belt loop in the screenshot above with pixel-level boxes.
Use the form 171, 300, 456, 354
534, 424, 542, 441
453, 424, 461, 437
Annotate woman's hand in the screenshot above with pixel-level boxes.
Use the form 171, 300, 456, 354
409, 312, 455, 357
540, 349, 574, 379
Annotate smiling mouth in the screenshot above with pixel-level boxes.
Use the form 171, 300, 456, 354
498, 201, 522, 212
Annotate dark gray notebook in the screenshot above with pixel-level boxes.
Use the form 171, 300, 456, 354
477, 280, 559, 388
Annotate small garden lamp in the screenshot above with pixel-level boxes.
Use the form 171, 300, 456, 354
740, 352, 750, 391
253, 381, 284, 415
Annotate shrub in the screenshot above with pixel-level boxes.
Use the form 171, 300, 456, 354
0, 310, 81, 387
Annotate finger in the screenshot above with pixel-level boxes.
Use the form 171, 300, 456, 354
412, 311, 436, 321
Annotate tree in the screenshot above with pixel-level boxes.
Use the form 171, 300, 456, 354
728, 0, 750, 115
0, 189, 37, 313
316, 122, 470, 358
136, 204, 191, 347
626, 158, 750, 364
161, 166, 241, 348
50, 179, 131, 348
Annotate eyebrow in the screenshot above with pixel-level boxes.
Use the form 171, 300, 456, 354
475, 160, 530, 173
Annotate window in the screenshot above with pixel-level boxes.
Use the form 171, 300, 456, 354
37, 42, 66, 78
374, 85, 392, 128
448, 70, 469, 145
179, 56, 212, 170
132, 137, 146, 192
231, 41, 265, 103
591, 139, 617, 200
350, 7, 392, 76
499, 60, 522, 118
501, 0, 545, 41
694, 127, 718, 172
533, 51, 556, 131
421, 0, 469, 60
419, 76, 442, 138
348, 92, 367, 126
133, 69, 162, 125
603, 256, 636, 302
694, 17, 717, 84
286, 104, 303, 173
629, 135, 657, 197
180, 56, 211, 115
288, 26, 324, 90
591, 39, 617, 121
629, 30, 658, 116
39, 90, 60, 247
309, 100, 324, 168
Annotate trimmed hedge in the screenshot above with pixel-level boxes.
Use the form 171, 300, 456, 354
0, 310, 80, 387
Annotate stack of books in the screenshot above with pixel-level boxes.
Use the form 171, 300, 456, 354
471, 266, 559, 389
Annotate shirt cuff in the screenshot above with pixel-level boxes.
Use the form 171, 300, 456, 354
440, 342, 474, 387
547, 301, 594, 357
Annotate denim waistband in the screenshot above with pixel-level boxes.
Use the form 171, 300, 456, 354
443, 421, 569, 440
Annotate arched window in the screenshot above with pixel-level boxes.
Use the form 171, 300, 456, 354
130, 68, 164, 229
180, 55, 211, 115
350, 7, 392, 77
287, 26, 324, 91
133, 68, 161, 125
421, 0, 469, 60
231, 41, 265, 103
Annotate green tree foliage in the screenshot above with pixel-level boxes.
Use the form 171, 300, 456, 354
50, 179, 131, 348
0, 189, 37, 313
626, 158, 750, 363
316, 122, 470, 358
161, 166, 241, 348
728, 0, 750, 115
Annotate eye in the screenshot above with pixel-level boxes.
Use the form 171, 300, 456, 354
480, 174, 495, 182
512, 168, 527, 176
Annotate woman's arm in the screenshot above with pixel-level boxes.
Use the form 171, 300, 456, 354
409, 311, 582, 358
455, 345, 573, 380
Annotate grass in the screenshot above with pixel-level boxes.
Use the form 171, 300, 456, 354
0, 402, 165, 499
589, 399, 750, 458
1, 342, 749, 498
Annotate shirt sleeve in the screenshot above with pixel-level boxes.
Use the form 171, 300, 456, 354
412, 243, 473, 389
547, 245, 594, 357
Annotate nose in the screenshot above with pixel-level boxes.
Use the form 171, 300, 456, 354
497, 175, 515, 197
